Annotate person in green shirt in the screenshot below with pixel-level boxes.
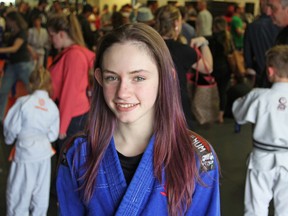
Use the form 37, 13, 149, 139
231, 4, 245, 50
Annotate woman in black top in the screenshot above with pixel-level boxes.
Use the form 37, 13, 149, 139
209, 16, 232, 123
154, 5, 213, 129
0, 11, 33, 122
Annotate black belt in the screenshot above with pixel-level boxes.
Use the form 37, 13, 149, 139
253, 139, 288, 152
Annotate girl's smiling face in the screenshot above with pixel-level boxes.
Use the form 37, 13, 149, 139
100, 41, 159, 126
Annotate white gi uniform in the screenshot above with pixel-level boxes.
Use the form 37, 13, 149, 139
232, 82, 288, 216
3, 90, 59, 216
28, 27, 49, 68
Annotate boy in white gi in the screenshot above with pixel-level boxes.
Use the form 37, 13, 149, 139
4, 67, 59, 216
233, 45, 288, 216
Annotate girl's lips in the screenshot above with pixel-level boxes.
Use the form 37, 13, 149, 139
115, 103, 139, 111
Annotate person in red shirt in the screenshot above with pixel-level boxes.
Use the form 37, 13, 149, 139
47, 13, 95, 155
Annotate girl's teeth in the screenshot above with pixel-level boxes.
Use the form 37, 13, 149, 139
118, 104, 136, 108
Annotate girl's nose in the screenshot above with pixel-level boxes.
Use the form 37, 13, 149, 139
116, 79, 131, 98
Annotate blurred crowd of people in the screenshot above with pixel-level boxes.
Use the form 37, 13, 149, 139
0, 0, 286, 215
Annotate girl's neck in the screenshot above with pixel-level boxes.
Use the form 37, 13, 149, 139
114, 122, 154, 157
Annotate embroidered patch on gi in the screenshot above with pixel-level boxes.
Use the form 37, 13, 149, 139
278, 97, 287, 111
34, 98, 48, 111
191, 133, 215, 172
201, 152, 214, 170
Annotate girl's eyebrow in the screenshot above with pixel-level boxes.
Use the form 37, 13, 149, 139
102, 69, 117, 74
103, 69, 151, 74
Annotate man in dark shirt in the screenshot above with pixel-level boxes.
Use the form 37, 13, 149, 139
267, 0, 288, 44
244, 0, 281, 87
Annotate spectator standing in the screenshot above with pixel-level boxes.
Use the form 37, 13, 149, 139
224, 4, 235, 31
111, 11, 129, 30
196, 0, 213, 37
101, 4, 111, 29
209, 16, 232, 123
77, 4, 95, 51
28, 0, 48, 28
0, 12, 5, 48
233, 45, 288, 216
267, 0, 288, 45
178, 5, 196, 43
231, 4, 245, 50
47, 13, 95, 154
88, 5, 101, 32
154, 4, 213, 129
147, 0, 159, 15
18, 2, 30, 24
244, 0, 280, 87
28, 14, 50, 68
0, 11, 33, 123
4, 67, 59, 216
186, 3, 197, 28
50, 0, 63, 15
136, 7, 155, 27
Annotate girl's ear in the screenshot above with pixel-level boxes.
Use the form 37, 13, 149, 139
94, 68, 103, 86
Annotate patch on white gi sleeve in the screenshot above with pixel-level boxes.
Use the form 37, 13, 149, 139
278, 97, 287, 110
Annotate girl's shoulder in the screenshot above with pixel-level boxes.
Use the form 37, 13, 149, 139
60, 135, 88, 167
190, 131, 216, 172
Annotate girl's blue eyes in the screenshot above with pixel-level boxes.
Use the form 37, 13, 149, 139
103, 76, 145, 82
104, 76, 118, 81
135, 77, 145, 81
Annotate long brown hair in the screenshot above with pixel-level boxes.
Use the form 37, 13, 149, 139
83, 23, 199, 215
46, 13, 85, 47
213, 16, 232, 55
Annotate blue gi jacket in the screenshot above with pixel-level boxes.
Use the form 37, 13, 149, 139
57, 135, 220, 216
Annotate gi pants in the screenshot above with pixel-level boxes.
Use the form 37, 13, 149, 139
244, 150, 288, 216
6, 157, 51, 216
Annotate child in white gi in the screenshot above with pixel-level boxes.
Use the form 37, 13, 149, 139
28, 14, 50, 68
233, 45, 288, 216
4, 67, 59, 216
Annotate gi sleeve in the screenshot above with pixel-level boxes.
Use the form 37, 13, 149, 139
57, 141, 86, 216
3, 98, 23, 144
47, 105, 60, 142
188, 132, 220, 216
232, 89, 260, 124
187, 150, 220, 216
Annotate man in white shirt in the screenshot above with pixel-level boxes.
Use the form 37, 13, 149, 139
196, 0, 212, 37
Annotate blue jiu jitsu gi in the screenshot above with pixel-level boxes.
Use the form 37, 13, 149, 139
57, 134, 220, 216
